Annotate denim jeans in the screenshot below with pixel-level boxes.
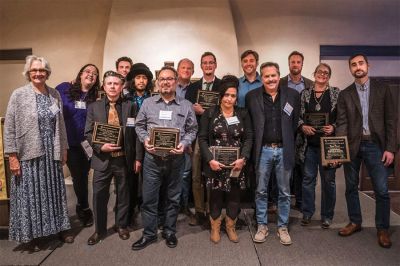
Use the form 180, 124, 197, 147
142, 152, 184, 237
302, 145, 336, 221
343, 141, 390, 229
180, 153, 192, 208
255, 147, 292, 227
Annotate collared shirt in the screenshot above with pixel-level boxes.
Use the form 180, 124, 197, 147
237, 73, 262, 107
355, 79, 371, 135
132, 91, 150, 109
202, 77, 216, 91
135, 94, 198, 149
262, 89, 282, 144
288, 75, 306, 93
176, 82, 191, 100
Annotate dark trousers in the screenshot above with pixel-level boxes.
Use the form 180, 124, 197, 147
67, 146, 91, 209
210, 184, 241, 220
142, 153, 184, 237
127, 170, 140, 224
292, 163, 304, 206
93, 157, 129, 234
343, 141, 390, 229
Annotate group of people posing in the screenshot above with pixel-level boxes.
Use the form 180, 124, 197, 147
3, 50, 396, 252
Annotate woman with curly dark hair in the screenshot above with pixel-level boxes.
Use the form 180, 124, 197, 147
56, 64, 100, 227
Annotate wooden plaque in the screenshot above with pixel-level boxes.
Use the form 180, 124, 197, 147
304, 113, 328, 132
92, 122, 122, 145
210, 146, 240, 168
150, 127, 180, 151
196, 90, 220, 109
320, 136, 351, 166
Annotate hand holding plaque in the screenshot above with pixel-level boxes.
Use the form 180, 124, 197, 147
209, 146, 240, 169
150, 127, 180, 151
92, 122, 122, 145
196, 90, 220, 109
304, 113, 328, 133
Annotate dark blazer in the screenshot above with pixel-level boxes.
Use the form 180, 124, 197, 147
280, 75, 313, 92
336, 79, 396, 159
198, 105, 253, 178
84, 97, 143, 171
245, 85, 300, 170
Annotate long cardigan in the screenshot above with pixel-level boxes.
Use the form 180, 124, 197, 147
4, 83, 68, 161
296, 85, 340, 163
198, 105, 253, 178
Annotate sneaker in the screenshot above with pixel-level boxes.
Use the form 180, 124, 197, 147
277, 227, 292, 245
321, 219, 331, 229
301, 216, 311, 226
254, 224, 269, 243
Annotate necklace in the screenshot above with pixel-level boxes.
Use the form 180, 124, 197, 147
313, 88, 326, 111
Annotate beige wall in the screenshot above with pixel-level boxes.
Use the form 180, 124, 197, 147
103, 0, 239, 78
0, 0, 399, 116
0, 0, 111, 116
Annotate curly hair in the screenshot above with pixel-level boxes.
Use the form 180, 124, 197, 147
68, 64, 100, 104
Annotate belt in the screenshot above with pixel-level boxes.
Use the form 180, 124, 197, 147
361, 135, 372, 141
263, 142, 283, 148
111, 151, 125, 158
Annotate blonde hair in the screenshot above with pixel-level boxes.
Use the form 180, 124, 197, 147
22, 55, 52, 81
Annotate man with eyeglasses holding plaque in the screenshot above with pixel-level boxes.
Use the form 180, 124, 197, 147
185, 52, 221, 226
132, 66, 197, 250
85, 71, 141, 245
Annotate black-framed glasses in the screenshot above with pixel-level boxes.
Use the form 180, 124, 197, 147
103, 70, 125, 82
158, 77, 176, 83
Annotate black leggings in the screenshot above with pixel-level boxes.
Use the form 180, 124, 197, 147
210, 184, 241, 220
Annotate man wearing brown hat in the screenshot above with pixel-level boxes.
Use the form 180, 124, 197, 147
125, 63, 153, 226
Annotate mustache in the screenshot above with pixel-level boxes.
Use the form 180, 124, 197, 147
266, 80, 278, 84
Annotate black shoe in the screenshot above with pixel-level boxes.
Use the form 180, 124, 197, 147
87, 232, 104, 245
162, 233, 178, 248
76, 205, 85, 219
189, 212, 205, 226
131, 236, 157, 250
321, 219, 331, 229
301, 216, 311, 226
82, 209, 94, 227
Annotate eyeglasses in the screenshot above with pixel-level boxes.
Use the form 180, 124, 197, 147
158, 77, 176, 83
103, 70, 125, 82
316, 70, 330, 76
29, 68, 47, 74
83, 69, 98, 77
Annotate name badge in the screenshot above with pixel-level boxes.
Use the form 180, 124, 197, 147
126, 117, 136, 127
49, 103, 60, 116
283, 102, 293, 116
159, 110, 172, 120
226, 116, 240, 125
80, 140, 93, 160
74, 100, 86, 110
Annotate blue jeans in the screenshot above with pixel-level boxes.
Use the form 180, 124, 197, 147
180, 153, 192, 208
255, 147, 292, 227
302, 145, 336, 221
142, 152, 184, 237
343, 141, 390, 229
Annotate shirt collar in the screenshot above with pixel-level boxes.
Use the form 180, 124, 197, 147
288, 75, 304, 84
241, 72, 261, 83
355, 78, 370, 91
153, 94, 180, 105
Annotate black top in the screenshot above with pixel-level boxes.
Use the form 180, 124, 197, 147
262, 90, 282, 144
306, 91, 333, 146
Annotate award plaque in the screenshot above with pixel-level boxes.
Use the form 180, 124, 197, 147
196, 90, 220, 109
320, 136, 351, 166
150, 127, 180, 151
304, 113, 328, 132
92, 122, 122, 145
210, 146, 240, 168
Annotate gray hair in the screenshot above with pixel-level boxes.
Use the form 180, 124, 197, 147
22, 55, 52, 81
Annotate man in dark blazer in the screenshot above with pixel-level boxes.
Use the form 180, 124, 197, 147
245, 62, 300, 245
85, 71, 142, 245
185, 52, 221, 226
280, 51, 313, 210
336, 54, 396, 248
